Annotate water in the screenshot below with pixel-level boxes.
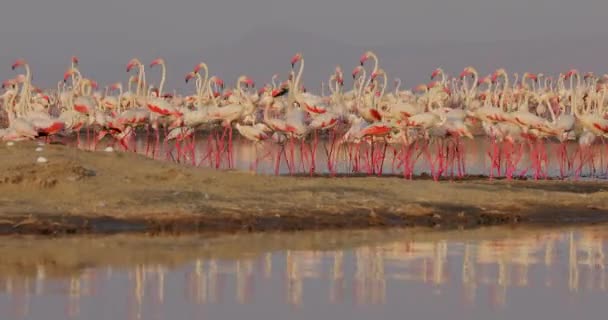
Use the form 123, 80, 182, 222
83, 132, 608, 178
1, 226, 607, 319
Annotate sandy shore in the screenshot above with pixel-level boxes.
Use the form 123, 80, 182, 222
1, 141, 607, 235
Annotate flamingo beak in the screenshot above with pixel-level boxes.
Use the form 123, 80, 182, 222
72, 56, 79, 65
271, 87, 288, 98
63, 71, 73, 83
290, 54, 300, 68
150, 59, 162, 68
431, 69, 440, 79
216, 79, 224, 89
11, 60, 24, 70
359, 54, 368, 66
126, 62, 136, 72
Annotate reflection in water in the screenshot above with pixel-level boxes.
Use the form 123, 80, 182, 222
1, 228, 608, 319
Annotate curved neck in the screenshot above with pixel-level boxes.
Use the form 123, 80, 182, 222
158, 63, 166, 96
394, 79, 401, 96
294, 58, 304, 97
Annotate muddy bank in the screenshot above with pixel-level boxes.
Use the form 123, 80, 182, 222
0, 141, 607, 235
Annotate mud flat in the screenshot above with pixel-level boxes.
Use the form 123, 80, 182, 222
0, 141, 607, 235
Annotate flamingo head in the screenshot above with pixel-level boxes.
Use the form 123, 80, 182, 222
428, 81, 441, 89
89, 80, 99, 90
564, 69, 578, 79
63, 68, 77, 82
150, 58, 165, 68
11, 59, 27, 70
431, 68, 442, 80
209, 76, 224, 89
109, 82, 121, 91
477, 77, 490, 86
243, 76, 255, 88
359, 51, 373, 66
336, 76, 344, 86
185, 72, 196, 83
352, 66, 363, 79
290, 53, 302, 68
271, 85, 289, 98
584, 72, 595, 80
258, 87, 268, 95
460, 66, 476, 79
71, 56, 79, 65
126, 58, 141, 72
193, 62, 207, 74
524, 73, 538, 82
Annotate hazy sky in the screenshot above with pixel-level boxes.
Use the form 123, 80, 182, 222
1, 0, 607, 90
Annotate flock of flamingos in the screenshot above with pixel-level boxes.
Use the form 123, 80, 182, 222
1, 52, 608, 180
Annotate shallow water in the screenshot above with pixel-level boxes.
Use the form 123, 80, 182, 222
84, 133, 608, 178
1, 226, 607, 320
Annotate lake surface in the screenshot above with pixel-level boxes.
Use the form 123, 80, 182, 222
0, 226, 607, 320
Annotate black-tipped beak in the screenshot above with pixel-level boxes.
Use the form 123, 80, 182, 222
291, 63, 295, 68
360, 62, 364, 66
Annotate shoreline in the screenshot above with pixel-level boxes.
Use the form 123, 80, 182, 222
1, 142, 607, 235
